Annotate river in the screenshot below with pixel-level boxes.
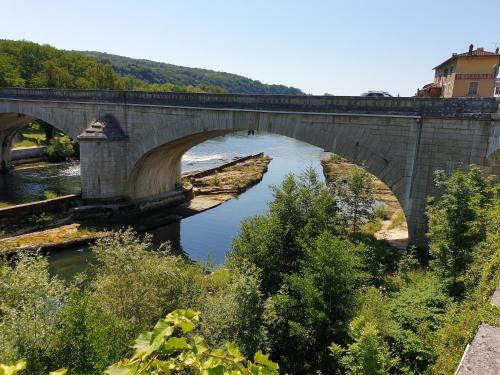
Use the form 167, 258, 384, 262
1, 132, 326, 278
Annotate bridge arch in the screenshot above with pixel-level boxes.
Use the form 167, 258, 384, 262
0, 110, 80, 169
125, 110, 418, 230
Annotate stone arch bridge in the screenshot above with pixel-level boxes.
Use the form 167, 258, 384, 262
1, 88, 499, 247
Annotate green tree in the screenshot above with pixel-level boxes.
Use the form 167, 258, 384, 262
89, 229, 205, 326
33, 60, 74, 88
427, 166, 496, 297
0, 252, 67, 374
89, 64, 124, 90
336, 167, 375, 240
390, 272, 450, 373
229, 168, 342, 295
44, 135, 74, 161
0, 53, 24, 86
330, 318, 392, 375
264, 233, 365, 374
199, 266, 268, 358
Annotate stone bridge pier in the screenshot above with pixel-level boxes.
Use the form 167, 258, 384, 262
0, 88, 499, 247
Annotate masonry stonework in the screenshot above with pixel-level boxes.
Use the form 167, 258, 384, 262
1, 88, 499, 247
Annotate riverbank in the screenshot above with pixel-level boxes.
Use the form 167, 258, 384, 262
320, 153, 409, 249
0, 153, 272, 254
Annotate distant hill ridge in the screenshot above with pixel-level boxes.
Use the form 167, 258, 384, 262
81, 51, 304, 95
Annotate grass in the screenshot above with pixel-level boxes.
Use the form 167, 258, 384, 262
374, 204, 392, 220
329, 153, 345, 163
26, 212, 54, 228
194, 155, 271, 194
0, 202, 11, 209
43, 190, 58, 200
388, 211, 406, 230
0, 226, 102, 251
362, 218, 383, 235
12, 131, 47, 149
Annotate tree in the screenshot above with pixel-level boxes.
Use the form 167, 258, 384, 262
0, 53, 24, 87
336, 167, 375, 240
229, 168, 342, 295
89, 64, 123, 90
44, 136, 74, 161
389, 272, 451, 373
199, 265, 268, 358
0, 252, 67, 374
427, 166, 496, 297
264, 233, 365, 374
330, 318, 392, 375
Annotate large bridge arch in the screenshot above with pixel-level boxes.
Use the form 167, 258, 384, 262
124, 109, 421, 230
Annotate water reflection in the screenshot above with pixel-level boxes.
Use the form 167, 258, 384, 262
0, 162, 81, 204
36, 132, 326, 278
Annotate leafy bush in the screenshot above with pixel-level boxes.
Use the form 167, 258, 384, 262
107, 309, 278, 374
44, 136, 74, 162
427, 166, 496, 298
26, 212, 53, 228
199, 266, 268, 357
374, 204, 391, 220
0, 252, 67, 374
264, 233, 365, 374
229, 168, 342, 295
43, 190, 58, 200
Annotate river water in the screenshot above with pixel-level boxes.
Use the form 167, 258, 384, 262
1, 132, 326, 278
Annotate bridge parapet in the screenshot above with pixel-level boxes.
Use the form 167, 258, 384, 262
0, 88, 498, 118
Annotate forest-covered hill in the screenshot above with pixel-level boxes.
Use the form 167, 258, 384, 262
0, 39, 304, 94
81, 51, 304, 95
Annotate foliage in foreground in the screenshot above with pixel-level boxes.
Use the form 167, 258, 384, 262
0, 168, 498, 374
107, 309, 278, 374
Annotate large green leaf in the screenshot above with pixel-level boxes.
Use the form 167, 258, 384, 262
0, 360, 26, 375
104, 364, 131, 375
254, 352, 279, 371
132, 331, 153, 360
49, 370, 68, 375
163, 337, 189, 352
226, 343, 244, 362
150, 318, 175, 353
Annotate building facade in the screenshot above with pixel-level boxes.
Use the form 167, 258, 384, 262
419, 45, 500, 98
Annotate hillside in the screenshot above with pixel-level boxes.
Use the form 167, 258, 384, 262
81, 51, 304, 95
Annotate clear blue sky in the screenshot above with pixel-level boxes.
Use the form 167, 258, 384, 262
1, 0, 499, 96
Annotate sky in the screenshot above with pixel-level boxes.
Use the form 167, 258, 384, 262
1, 0, 499, 96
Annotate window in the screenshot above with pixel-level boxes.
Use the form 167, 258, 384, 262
468, 82, 479, 96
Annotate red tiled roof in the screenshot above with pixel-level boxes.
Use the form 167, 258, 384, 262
433, 48, 500, 70
456, 49, 499, 57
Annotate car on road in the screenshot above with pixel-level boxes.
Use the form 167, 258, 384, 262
361, 91, 392, 97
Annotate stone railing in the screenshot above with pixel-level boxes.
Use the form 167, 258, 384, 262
0, 87, 498, 118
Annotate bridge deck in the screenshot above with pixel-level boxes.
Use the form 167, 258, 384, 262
1, 88, 498, 118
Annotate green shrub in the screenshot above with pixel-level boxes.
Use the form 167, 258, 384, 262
44, 136, 74, 161
43, 190, 58, 200
0, 252, 67, 373
329, 153, 345, 163
26, 212, 53, 228
374, 204, 391, 220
